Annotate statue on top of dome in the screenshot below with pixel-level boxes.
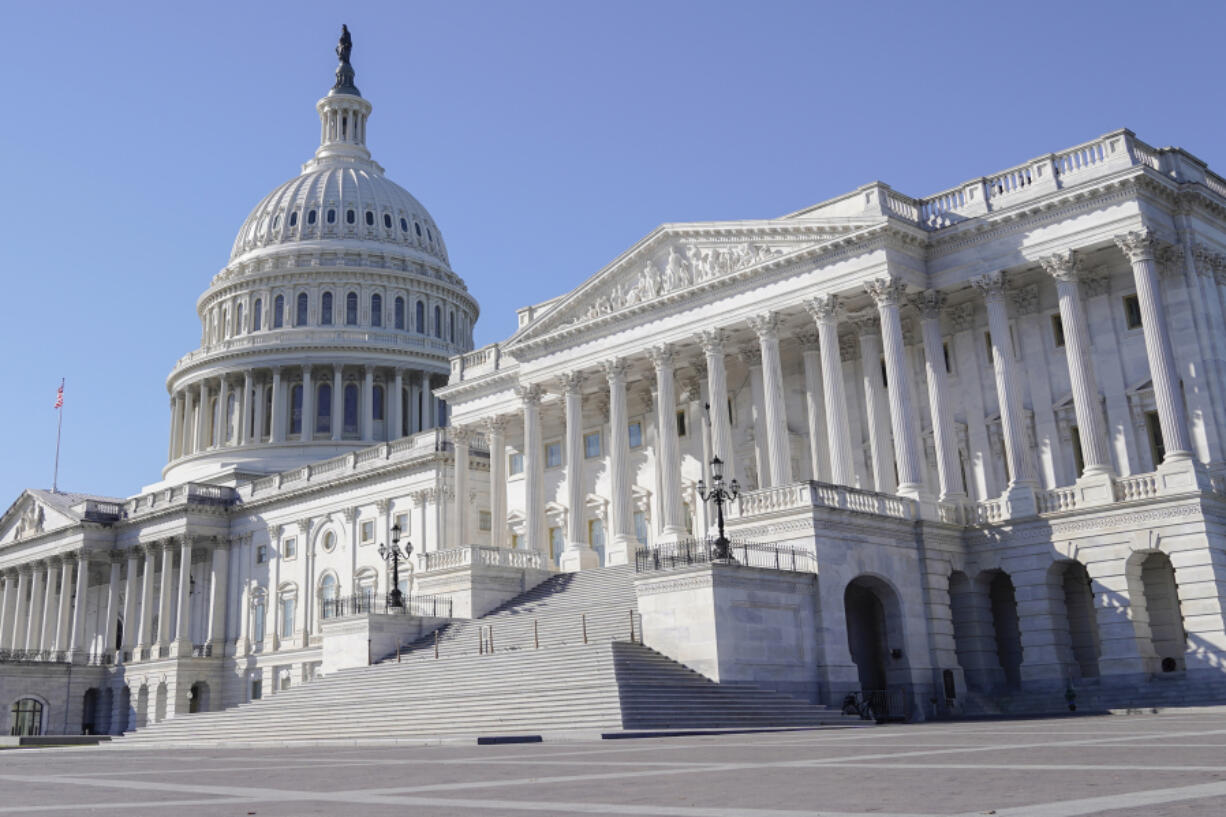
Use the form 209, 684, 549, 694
331, 24, 361, 96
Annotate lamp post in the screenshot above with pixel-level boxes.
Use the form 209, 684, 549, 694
378, 524, 412, 608
697, 456, 739, 562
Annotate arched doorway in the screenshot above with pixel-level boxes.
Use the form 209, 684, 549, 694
844, 575, 910, 717
1137, 551, 1186, 673
9, 698, 44, 736
154, 682, 168, 723
81, 688, 100, 735
135, 685, 149, 728
98, 688, 114, 735
188, 681, 210, 714
988, 571, 1023, 691
949, 569, 1024, 693
1052, 561, 1100, 679
116, 686, 131, 734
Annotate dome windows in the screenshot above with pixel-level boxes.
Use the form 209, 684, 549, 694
289, 211, 298, 228
400, 217, 408, 232
296, 293, 309, 326
365, 210, 374, 226
308, 209, 318, 225
415, 300, 425, 333
252, 298, 262, 332
383, 213, 392, 229
345, 292, 358, 326
272, 214, 281, 230
321, 292, 333, 325
370, 294, 383, 327
346, 209, 356, 225
433, 305, 442, 338
414, 222, 422, 237
273, 295, 285, 329
327, 209, 336, 224
394, 297, 405, 330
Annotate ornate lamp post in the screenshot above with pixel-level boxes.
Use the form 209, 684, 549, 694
697, 456, 739, 562
378, 524, 412, 608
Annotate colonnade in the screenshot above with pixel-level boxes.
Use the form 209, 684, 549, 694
0, 538, 229, 664
168, 365, 447, 462
450, 232, 1196, 560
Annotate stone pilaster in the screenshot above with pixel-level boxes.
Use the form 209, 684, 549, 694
451, 426, 472, 548
483, 416, 508, 550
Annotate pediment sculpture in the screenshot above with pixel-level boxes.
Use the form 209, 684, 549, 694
15, 502, 45, 540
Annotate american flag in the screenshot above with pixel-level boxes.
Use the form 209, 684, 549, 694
54, 380, 64, 409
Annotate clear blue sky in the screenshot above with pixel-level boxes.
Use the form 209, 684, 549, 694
3, 0, 1223, 505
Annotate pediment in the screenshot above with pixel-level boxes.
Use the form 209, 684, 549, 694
0, 492, 76, 546
506, 219, 878, 351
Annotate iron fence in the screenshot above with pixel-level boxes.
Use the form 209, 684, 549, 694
321, 592, 453, 620
634, 537, 816, 574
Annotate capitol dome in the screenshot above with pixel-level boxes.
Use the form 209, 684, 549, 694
160, 27, 476, 487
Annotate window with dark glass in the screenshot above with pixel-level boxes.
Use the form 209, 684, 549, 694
1051, 314, 1066, 347
289, 211, 298, 227
415, 301, 425, 333
346, 209, 355, 224
373, 385, 385, 421
414, 222, 422, 236
252, 298, 262, 332
317, 383, 331, 434
307, 209, 317, 225
628, 422, 643, 448
365, 210, 374, 226
449, 311, 455, 343
326, 208, 335, 224
394, 297, 405, 330
1070, 425, 1085, 477
434, 306, 442, 338
10, 698, 43, 736
1123, 294, 1143, 330
371, 294, 382, 327
346, 292, 358, 325
296, 293, 308, 326
290, 384, 303, 435
273, 295, 284, 328
400, 217, 408, 232
321, 291, 333, 325
343, 384, 358, 434
1145, 410, 1165, 465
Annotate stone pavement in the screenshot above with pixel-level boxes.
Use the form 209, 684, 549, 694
1, 713, 1225, 816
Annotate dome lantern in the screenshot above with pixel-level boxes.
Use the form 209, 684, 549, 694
310, 25, 374, 167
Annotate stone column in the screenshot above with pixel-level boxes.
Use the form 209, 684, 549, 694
168, 395, 181, 461
805, 295, 856, 486
25, 562, 46, 652
252, 379, 266, 441
180, 388, 195, 457
216, 377, 230, 447
136, 545, 156, 655
156, 542, 174, 652
798, 332, 829, 482
1115, 230, 1195, 466
700, 329, 736, 482
331, 365, 344, 441
914, 291, 966, 501
208, 541, 229, 650
39, 562, 57, 653
972, 271, 1037, 517
121, 550, 139, 660
362, 366, 374, 441
855, 314, 895, 494
103, 556, 121, 660
866, 277, 926, 499
0, 573, 10, 650
7, 569, 29, 650
196, 380, 211, 450
557, 375, 596, 570
301, 366, 314, 441
1042, 252, 1115, 493
740, 345, 769, 488
747, 313, 793, 487
648, 345, 686, 537
174, 537, 193, 654
269, 367, 285, 443
423, 372, 436, 430
479, 417, 506, 550
518, 384, 545, 554
451, 426, 471, 547
603, 358, 638, 563
392, 369, 404, 439
68, 554, 89, 661
239, 371, 253, 445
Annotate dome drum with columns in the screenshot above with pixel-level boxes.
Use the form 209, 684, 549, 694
162, 38, 476, 485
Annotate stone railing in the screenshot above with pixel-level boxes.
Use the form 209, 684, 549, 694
1036, 486, 1079, 514
451, 342, 516, 382
420, 545, 545, 573
175, 327, 461, 369
974, 498, 1005, 525
1115, 472, 1159, 502
732, 481, 918, 521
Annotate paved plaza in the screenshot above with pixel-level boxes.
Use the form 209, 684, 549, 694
2, 713, 1226, 816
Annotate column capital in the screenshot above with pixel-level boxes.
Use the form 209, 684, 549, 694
600, 358, 628, 383
1011, 284, 1040, 316
410, 490, 428, 508
851, 312, 880, 337
803, 293, 840, 323
341, 506, 358, 523
1039, 249, 1083, 283
515, 382, 544, 405
557, 371, 585, 395
864, 276, 907, 307
296, 517, 312, 536
1114, 229, 1158, 262
482, 415, 508, 436
267, 523, 282, 540
737, 344, 763, 367
746, 312, 780, 341
797, 329, 820, 350
450, 425, 474, 446
971, 271, 1008, 302
647, 343, 675, 371
698, 328, 726, 355
911, 289, 947, 320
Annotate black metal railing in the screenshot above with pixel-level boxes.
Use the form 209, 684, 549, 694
842, 688, 910, 722
321, 593, 453, 620
634, 538, 816, 573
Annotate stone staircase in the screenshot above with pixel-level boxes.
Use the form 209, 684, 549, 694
110, 566, 862, 746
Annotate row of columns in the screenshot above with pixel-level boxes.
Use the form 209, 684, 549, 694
0, 538, 230, 663
169, 366, 444, 461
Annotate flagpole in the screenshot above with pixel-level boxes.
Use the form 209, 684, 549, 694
52, 378, 64, 494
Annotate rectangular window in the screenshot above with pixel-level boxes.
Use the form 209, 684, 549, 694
280, 598, 295, 639
548, 527, 563, 561
633, 511, 648, 545
256, 545, 268, 564
545, 441, 562, 468
1145, 410, 1165, 466
1051, 314, 1066, 347
628, 421, 643, 449
509, 452, 524, 476
251, 679, 262, 700
360, 520, 374, 544
252, 603, 265, 643
676, 410, 687, 438
1070, 425, 1085, 478
584, 431, 601, 459
478, 510, 492, 531
1123, 294, 1143, 330
282, 537, 296, 560
394, 513, 409, 534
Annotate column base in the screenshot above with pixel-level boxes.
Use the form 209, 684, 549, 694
173, 638, 192, 658
560, 547, 600, 573
1074, 469, 1116, 507
1156, 455, 1211, 493
897, 483, 939, 520
604, 536, 640, 567
1000, 482, 1038, 520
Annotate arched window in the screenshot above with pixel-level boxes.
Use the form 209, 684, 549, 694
320, 574, 339, 620
346, 209, 355, 224
365, 210, 374, 226
415, 301, 425, 333
317, 383, 331, 434
434, 305, 442, 338
10, 698, 44, 736
345, 292, 358, 325
394, 297, 405, 330
321, 292, 333, 325
252, 298, 262, 332
273, 295, 284, 329
307, 209, 317, 225
289, 384, 303, 435
414, 222, 422, 237
370, 294, 383, 328
326, 208, 335, 224
383, 213, 392, 229
296, 293, 308, 326
272, 214, 280, 230
289, 211, 298, 227
449, 310, 455, 343
373, 385, 385, 421
400, 217, 408, 232
235, 303, 243, 335
343, 384, 358, 435
251, 597, 266, 646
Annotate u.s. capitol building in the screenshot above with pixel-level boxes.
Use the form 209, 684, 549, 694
3, 30, 1226, 739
